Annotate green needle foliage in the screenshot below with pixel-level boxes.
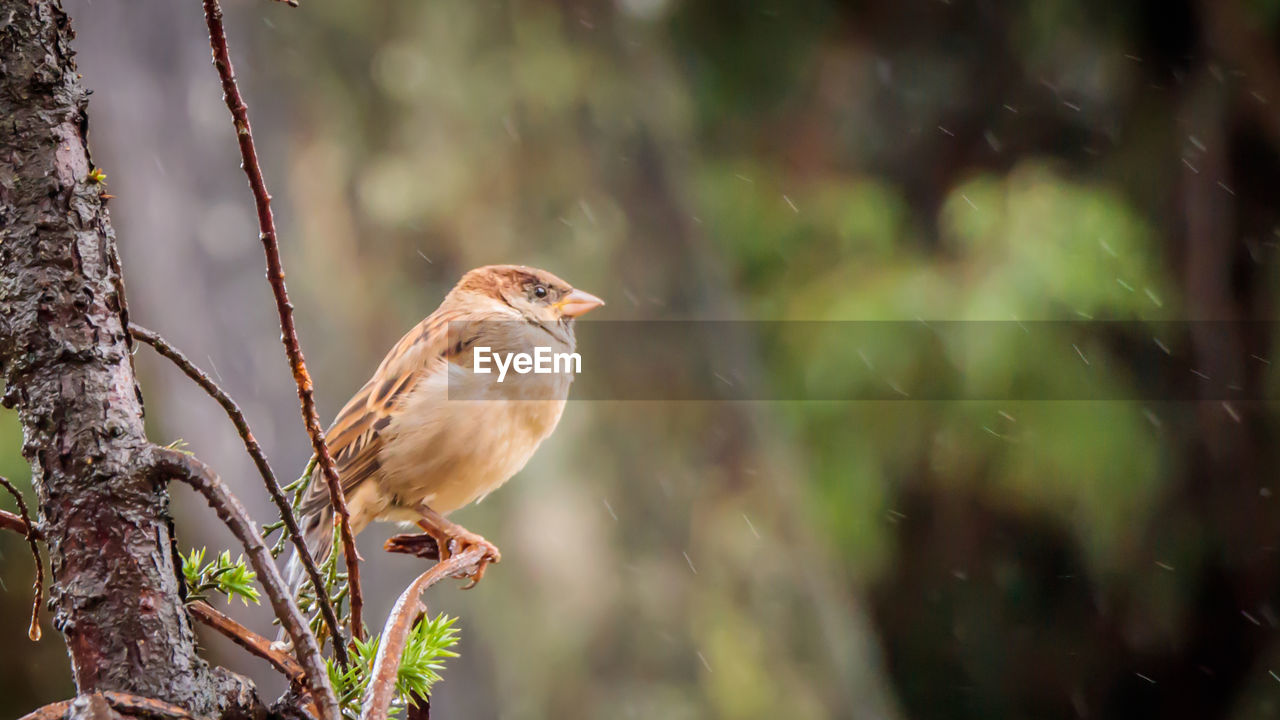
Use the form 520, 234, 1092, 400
181, 547, 261, 606
263, 455, 318, 559
326, 613, 461, 719
262, 455, 463, 705
296, 520, 350, 647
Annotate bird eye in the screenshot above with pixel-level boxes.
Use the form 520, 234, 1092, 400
533, 285, 548, 299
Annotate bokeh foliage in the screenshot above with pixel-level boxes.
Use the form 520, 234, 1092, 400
3, 0, 1279, 718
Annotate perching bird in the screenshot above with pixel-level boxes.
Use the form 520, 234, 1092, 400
288, 265, 603, 588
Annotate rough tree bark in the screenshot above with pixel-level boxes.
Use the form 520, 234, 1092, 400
0, 2, 256, 715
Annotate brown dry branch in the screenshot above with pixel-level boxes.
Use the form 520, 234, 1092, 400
130, 323, 348, 665
188, 601, 306, 683
148, 447, 340, 720
360, 544, 488, 720
0, 475, 43, 641
18, 691, 206, 720
0, 508, 31, 536
381, 532, 441, 560
200, 0, 365, 642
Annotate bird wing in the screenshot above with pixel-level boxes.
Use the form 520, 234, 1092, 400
298, 304, 480, 516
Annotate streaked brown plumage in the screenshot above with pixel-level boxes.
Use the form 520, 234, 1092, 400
289, 265, 603, 588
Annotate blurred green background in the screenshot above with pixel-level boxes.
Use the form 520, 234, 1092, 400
3, 0, 1279, 718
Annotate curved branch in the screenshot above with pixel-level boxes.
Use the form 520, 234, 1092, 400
148, 447, 340, 720
188, 600, 305, 683
0, 508, 33, 536
200, 0, 364, 642
19, 691, 206, 720
360, 545, 488, 720
129, 323, 348, 665
0, 476, 43, 641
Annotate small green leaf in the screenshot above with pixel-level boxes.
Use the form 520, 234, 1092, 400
180, 546, 260, 605
323, 614, 460, 719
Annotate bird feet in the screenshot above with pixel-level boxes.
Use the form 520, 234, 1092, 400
432, 524, 501, 590
383, 510, 501, 589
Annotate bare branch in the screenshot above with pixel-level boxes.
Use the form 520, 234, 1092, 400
200, 0, 364, 642
19, 691, 207, 720
130, 323, 348, 665
382, 532, 440, 560
149, 447, 340, 720
360, 545, 488, 720
0, 508, 32, 536
0, 475, 44, 641
188, 600, 306, 683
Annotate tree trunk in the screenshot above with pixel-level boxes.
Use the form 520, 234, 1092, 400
0, 1, 243, 714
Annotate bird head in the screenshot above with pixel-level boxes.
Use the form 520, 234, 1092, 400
457, 265, 604, 329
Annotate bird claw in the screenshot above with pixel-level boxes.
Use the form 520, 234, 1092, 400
454, 537, 500, 589
440, 532, 500, 589
388, 523, 500, 588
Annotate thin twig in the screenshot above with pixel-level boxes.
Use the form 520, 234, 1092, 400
382, 532, 440, 560
360, 545, 488, 720
19, 691, 207, 720
150, 447, 340, 720
201, 0, 364, 641
130, 323, 348, 665
0, 476, 43, 641
0, 507, 33, 536
189, 600, 306, 682
270, 455, 317, 559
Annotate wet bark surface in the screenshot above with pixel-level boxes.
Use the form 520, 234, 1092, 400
0, 1, 240, 714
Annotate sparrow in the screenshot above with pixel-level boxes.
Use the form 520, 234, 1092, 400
288, 265, 603, 588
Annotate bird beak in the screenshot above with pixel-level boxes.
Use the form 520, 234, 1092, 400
557, 288, 605, 318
